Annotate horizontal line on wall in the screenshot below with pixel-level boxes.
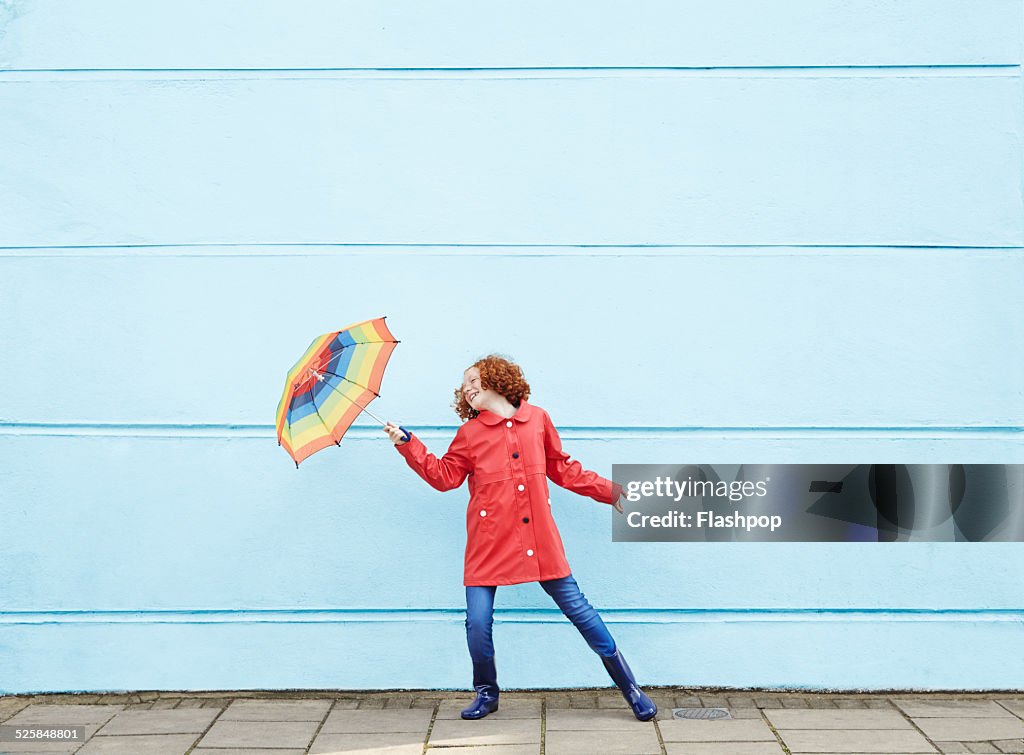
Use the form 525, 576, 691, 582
1, 608, 1021, 625
0, 66, 1018, 83
1, 423, 1021, 440
1, 244, 1022, 259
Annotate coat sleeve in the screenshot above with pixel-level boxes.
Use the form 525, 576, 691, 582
395, 426, 472, 492
541, 410, 623, 505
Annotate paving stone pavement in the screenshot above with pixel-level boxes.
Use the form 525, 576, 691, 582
0, 689, 1022, 754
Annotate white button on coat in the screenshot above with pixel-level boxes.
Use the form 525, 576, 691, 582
526, 549, 534, 556
517, 484, 525, 491
480, 510, 487, 517
505, 420, 513, 428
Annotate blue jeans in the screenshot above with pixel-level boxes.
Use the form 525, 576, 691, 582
465, 573, 616, 662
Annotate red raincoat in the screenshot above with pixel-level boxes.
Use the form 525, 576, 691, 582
395, 400, 623, 586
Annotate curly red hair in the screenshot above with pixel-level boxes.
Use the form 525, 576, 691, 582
453, 354, 531, 421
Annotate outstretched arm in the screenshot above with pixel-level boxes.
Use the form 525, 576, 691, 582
388, 423, 472, 492
542, 410, 623, 507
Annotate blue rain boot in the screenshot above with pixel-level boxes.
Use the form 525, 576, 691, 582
600, 647, 657, 721
460, 655, 499, 720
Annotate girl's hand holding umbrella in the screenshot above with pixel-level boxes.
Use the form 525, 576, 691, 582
384, 422, 409, 446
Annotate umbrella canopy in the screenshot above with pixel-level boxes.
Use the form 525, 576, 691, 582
276, 316, 399, 467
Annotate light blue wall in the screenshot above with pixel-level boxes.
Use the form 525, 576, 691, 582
1, 1, 1022, 694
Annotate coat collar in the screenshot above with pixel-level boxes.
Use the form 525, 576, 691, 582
476, 399, 537, 426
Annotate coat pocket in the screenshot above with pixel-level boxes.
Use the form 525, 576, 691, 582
470, 483, 503, 538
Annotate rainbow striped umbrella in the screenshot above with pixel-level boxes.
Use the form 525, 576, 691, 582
276, 316, 408, 467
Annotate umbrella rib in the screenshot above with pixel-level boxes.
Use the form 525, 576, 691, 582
310, 370, 387, 426
306, 383, 339, 445
288, 339, 396, 381
316, 367, 380, 398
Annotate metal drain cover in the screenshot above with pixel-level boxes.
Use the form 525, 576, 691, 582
671, 707, 733, 720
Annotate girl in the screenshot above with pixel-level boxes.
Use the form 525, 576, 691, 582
384, 354, 656, 721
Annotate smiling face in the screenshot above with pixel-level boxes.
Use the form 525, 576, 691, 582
461, 366, 499, 412
452, 355, 531, 421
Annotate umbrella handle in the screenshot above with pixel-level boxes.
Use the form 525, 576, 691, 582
398, 425, 411, 443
